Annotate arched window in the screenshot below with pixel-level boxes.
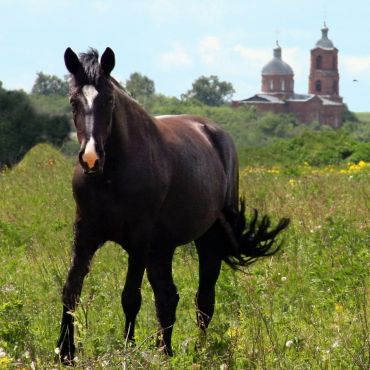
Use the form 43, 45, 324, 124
332, 55, 337, 69
269, 79, 274, 91
281, 79, 285, 91
316, 55, 322, 69
315, 80, 322, 92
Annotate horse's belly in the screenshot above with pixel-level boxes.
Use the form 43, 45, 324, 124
153, 188, 225, 245
154, 211, 217, 245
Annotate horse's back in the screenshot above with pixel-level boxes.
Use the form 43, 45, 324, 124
155, 114, 237, 174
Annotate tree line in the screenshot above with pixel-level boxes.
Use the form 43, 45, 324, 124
0, 72, 236, 167
0, 79, 70, 168
0, 71, 369, 168
30, 71, 235, 106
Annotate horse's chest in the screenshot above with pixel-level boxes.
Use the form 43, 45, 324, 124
74, 177, 156, 223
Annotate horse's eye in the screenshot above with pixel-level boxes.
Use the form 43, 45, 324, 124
107, 96, 114, 105
70, 100, 79, 113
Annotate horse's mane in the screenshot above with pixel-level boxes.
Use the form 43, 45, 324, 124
110, 76, 130, 95
78, 49, 130, 95
78, 48, 101, 85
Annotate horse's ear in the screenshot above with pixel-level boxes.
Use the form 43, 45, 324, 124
64, 47, 81, 75
101, 47, 115, 76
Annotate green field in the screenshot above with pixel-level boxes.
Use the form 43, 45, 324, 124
356, 112, 370, 123
0, 144, 369, 369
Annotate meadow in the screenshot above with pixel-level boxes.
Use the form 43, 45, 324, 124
0, 144, 369, 369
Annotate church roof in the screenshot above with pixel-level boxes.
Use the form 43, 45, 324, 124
241, 94, 285, 104
315, 24, 335, 49
262, 43, 294, 76
238, 93, 342, 106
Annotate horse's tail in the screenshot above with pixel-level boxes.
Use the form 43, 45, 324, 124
219, 198, 290, 268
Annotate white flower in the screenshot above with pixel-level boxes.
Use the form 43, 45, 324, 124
285, 340, 294, 348
332, 340, 340, 348
281, 276, 287, 282
54, 347, 60, 355
0, 348, 6, 357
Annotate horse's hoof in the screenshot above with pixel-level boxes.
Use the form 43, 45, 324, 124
60, 355, 75, 367
159, 345, 173, 357
55, 346, 75, 366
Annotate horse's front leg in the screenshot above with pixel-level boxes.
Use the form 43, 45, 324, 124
146, 246, 178, 356
56, 221, 101, 365
121, 252, 146, 343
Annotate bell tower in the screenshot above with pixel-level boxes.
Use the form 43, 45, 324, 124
309, 24, 342, 102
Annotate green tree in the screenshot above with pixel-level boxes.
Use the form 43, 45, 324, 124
0, 88, 70, 167
31, 72, 69, 96
342, 104, 359, 123
125, 72, 155, 101
182, 75, 235, 106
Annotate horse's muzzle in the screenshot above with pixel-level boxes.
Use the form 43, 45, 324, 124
79, 148, 105, 175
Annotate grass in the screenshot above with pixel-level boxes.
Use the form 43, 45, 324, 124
0, 144, 369, 369
356, 112, 370, 123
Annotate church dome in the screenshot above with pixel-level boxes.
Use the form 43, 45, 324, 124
315, 24, 335, 49
262, 44, 294, 76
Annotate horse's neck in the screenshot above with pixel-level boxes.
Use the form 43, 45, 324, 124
107, 90, 158, 158
118, 90, 155, 136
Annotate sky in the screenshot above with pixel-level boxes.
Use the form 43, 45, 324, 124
1, 0, 370, 112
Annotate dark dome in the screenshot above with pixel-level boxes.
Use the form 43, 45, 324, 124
262, 45, 294, 76
315, 25, 335, 49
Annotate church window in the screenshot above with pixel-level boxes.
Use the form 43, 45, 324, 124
316, 55, 322, 69
315, 80, 322, 92
269, 79, 274, 91
281, 79, 285, 91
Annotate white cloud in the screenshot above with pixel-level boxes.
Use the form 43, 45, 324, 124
233, 44, 306, 74
147, 0, 223, 25
147, 0, 180, 21
233, 44, 270, 65
198, 36, 221, 65
342, 55, 370, 75
283, 47, 308, 81
159, 44, 192, 68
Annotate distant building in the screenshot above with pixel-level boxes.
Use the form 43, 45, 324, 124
232, 25, 344, 127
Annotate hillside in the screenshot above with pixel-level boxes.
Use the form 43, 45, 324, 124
0, 144, 369, 368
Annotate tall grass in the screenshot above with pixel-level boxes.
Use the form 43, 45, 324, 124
0, 144, 369, 369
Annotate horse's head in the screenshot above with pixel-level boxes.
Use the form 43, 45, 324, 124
64, 47, 116, 175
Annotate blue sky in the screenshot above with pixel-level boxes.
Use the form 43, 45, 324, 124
1, 0, 370, 111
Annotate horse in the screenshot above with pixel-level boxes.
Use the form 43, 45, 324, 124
56, 47, 289, 364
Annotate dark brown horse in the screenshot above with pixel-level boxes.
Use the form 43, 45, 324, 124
56, 47, 289, 364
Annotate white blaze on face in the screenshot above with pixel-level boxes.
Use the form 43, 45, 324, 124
81, 85, 99, 169
82, 85, 98, 109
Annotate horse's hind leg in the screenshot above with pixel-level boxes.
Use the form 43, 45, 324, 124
194, 223, 223, 331
57, 222, 101, 365
146, 246, 178, 356
121, 252, 145, 343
